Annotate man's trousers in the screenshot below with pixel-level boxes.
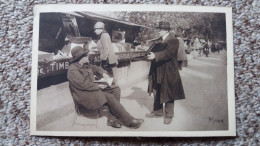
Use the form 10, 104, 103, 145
102, 87, 134, 126
152, 87, 174, 118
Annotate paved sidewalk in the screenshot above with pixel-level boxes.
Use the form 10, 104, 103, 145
36, 51, 228, 132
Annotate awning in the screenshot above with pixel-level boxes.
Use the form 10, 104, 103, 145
75, 11, 152, 29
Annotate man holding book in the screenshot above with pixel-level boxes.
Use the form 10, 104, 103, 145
146, 21, 186, 125
67, 46, 143, 129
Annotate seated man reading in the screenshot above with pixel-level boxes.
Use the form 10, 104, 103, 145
67, 46, 143, 129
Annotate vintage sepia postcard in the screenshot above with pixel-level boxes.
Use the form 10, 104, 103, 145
30, 4, 235, 137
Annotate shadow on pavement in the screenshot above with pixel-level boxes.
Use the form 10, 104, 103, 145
121, 87, 154, 113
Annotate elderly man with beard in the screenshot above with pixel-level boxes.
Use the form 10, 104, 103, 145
67, 46, 143, 129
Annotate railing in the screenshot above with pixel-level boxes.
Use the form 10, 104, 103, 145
38, 51, 148, 78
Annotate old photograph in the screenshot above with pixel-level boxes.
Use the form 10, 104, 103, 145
30, 5, 235, 137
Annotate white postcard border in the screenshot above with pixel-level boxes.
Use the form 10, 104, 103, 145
30, 4, 235, 137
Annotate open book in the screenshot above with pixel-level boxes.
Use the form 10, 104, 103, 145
94, 77, 114, 87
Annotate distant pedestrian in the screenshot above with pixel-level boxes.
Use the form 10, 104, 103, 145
216, 43, 220, 54
194, 38, 202, 56
203, 42, 210, 57
177, 36, 187, 70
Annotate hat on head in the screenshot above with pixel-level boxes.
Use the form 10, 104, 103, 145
70, 46, 89, 63
155, 21, 172, 30
94, 21, 105, 29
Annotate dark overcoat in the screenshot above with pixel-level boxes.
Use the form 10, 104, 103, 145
67, 63, 107, 111
148, 33, 185, 104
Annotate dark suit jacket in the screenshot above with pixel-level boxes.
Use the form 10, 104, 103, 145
148, 33, 185, 103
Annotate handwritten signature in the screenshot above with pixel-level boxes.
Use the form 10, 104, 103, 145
209, 117, 224, 125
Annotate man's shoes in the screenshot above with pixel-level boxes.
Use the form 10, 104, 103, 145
128, 119, 144, 129
145, 112, 163, 118
107, 119, 122, 128
164, 117, 172, 125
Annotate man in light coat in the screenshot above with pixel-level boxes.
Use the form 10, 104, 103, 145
94, 21, 118, 84
146, 21, 186, 124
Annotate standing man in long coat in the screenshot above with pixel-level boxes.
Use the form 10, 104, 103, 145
94, 21, 118, 84
146, 21, 185, 125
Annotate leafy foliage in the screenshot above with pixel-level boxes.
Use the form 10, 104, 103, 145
99, 11, 223, 43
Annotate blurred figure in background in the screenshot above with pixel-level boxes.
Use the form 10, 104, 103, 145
194, 37, 202, 56
176, 34, 187, 70
203, 42, 210, 57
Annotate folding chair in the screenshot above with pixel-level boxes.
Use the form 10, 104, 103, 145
71, 97, 102, 128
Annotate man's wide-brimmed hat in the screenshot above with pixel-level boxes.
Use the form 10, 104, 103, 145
70, 46, 89, 63
155, 21, 172, 30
